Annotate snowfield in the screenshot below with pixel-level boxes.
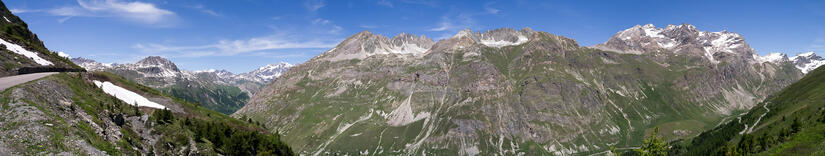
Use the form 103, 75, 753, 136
93, 80, 166, 109
0, 38, 53, 66
480, 35, 529, 48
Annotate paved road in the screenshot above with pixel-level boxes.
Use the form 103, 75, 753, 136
0, 72, 58, 91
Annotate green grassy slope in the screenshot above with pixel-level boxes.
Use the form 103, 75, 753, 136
0, 72, 292, 155
160, 83, 250, 114
673, 65, 825, 155
236, 31, 800, 155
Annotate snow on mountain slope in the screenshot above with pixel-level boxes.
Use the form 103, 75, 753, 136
751, 51, 825, 74
479, 34, 529, 48
790, 52, 825, 74
93, 80, 166, 109
0, 38, 53, 65
71, 57, 113, 71
240, 62, 293, 82
754, 53, 788, 63
594, 23, 752, 64
320, 31, 435, 61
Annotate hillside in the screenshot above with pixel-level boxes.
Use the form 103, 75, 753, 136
0, 71, 292, 155
673, 65, 825, 155
0, 1, 79, 77
71, 56, 291, 114
235, 25, 802, 155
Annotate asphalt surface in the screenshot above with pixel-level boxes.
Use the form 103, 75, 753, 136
0, 72, 58, 91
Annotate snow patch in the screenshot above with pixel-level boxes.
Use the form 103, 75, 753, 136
452, 29, 474, 38
57, 51, 70, 58
755, 53, 786, 63
642, 24, 665, 38
0, 38, 53, 65
480, 35, 529, 48
92, 80, 166, 109
3, 16, 10, 22
797, 59, 825, 74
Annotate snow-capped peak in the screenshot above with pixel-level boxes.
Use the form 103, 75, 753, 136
239, 62, 293, 82
595, 23, 753, 63
478, 28, 532, 48
452, 29, 475, 39
754, 53, 788, 63
790, 51, 816, 60
790, 51, 825, 74
133, 56, 181, 77
194, 69, 217, 73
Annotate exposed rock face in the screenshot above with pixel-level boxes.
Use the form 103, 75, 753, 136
133, 56, 181, 77
236, 26, 802, 155
319, 31, 435, 61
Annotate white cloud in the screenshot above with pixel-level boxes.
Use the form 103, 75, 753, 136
10, 8, 41, 14
310, 18, 343, 34
484, 2, 500, 14
189, 4, 222, 17
134, 34, 340, 57
214, 36, 338, 53
305, 0, 326, 12
377, 0, 393, 7
428, 14, 474, 32
49, 0, 176, 25
312, 18, 331, 25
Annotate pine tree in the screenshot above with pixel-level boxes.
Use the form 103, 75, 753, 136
635, 127, 668, 156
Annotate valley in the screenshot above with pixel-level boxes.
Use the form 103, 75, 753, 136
1, 0, 823, 155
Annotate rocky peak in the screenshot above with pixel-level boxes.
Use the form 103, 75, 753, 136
132, 56, 181, 77
790, 52, 822, 62
790, 52, 825, 73
70, 57, 97, 64
240, 62, 293, 82
71, 57, 113, 71
136, 56, 179, 71
319, 31, 435, 61
594, 23, 754, 63
754, 53, 789, 63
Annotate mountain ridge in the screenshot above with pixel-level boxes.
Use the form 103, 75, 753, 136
71, 56, 292, 114
236, 24, 803, 155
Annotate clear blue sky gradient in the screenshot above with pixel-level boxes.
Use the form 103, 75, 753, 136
5, 0, 825, 73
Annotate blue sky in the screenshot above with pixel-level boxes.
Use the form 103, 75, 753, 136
5, 0, 825, 73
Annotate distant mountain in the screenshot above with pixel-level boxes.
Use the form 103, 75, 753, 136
235, 24, 802, 155
70, 56, 292, 114
238, 62, 294, 82
789, 52, 825, 73
0, 1, 80, 76
674, 63, 825, 155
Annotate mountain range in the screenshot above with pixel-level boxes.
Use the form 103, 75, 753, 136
2, 0, 825, 154
233, 24, 822, 155
71, 56, 292, 114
